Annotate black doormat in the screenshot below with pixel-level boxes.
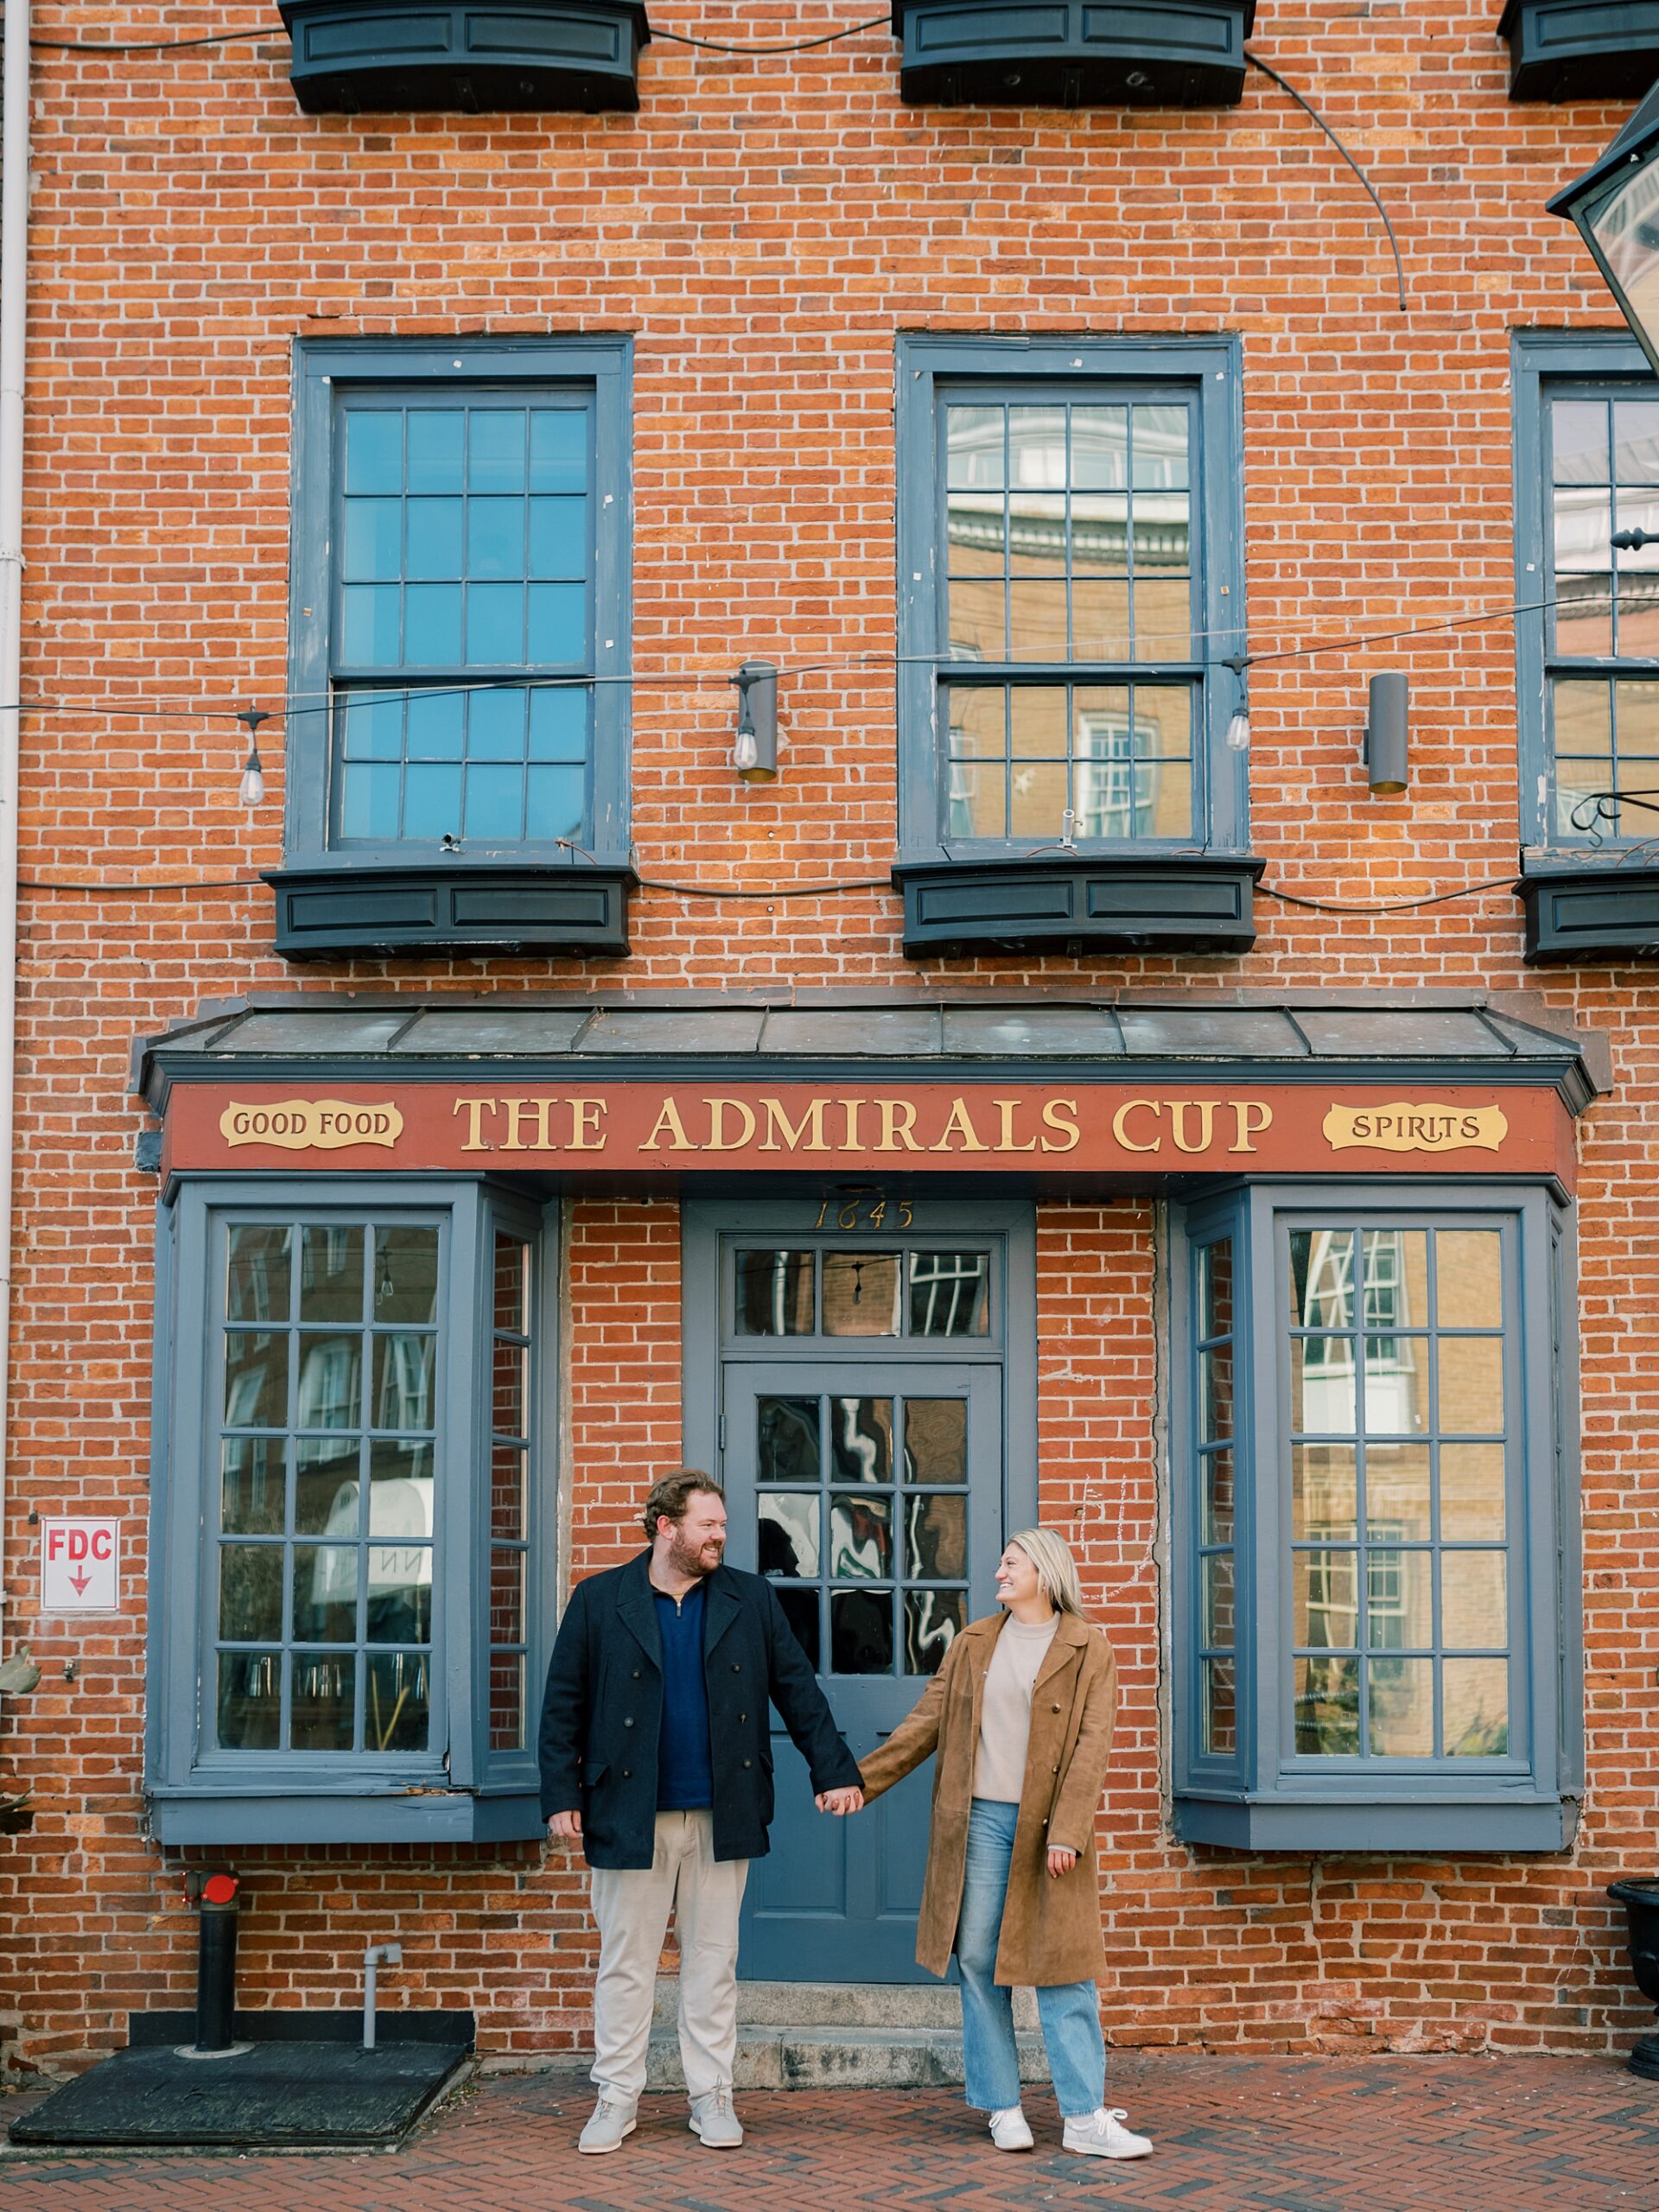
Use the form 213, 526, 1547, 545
7, 2037, 470, 2149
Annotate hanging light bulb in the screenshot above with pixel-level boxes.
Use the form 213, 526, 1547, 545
733, 708, 760, 774
1225, 703, 1251, 753
237, 707, 270, 808
730, 661, 779, 781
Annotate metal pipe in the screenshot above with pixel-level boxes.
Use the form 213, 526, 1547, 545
0, 0, 30, 1704
364, 1941, 402, 2050
194, 1894, 240, 2053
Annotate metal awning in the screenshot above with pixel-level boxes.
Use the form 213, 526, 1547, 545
136, 989, 1607, 1115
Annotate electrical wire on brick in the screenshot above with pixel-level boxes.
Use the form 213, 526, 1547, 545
21, 13, 893, 56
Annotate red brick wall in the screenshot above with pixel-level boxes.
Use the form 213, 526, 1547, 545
1, 1, 1656, 2069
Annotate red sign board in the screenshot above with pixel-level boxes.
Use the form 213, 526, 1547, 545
162, 1079, 1576, 1185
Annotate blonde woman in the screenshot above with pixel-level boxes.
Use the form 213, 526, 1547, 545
857, 1527, 1151, 2160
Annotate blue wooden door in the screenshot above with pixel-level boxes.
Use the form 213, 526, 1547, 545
722, 1357, 1003, 1982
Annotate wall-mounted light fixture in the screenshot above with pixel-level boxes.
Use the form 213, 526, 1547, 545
732, 660, 779, 783
1363, 673, 1409, 794
1550, 79, 1659, 380
237, 707, 269, 808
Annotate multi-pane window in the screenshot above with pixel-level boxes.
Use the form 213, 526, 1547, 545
755, 1390, 969, 1678
940, 397, 1197, 844
489, 1228, 533, 1753
152, 1180, 550, 1845
734, 1247, 991, 1339
1287, 1224, 1511, 1762
1545, 391, 1659, 841
1192, 1235, 1236, 1760
215, 1218, 440, 1757
1174, 1188, 1574, 1852
333, 393, 592, 849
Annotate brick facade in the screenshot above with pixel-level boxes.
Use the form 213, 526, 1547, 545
0, 2, 1655, 2073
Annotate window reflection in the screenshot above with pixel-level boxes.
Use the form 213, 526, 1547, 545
830, 1397, 892, 1484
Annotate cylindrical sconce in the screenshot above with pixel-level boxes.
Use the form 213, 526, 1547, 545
733, 660, 779, 783
1365, 673, 1408, 794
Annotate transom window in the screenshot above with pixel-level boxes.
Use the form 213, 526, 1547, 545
734, 1247, 991, 1338
334, 393, 591, 849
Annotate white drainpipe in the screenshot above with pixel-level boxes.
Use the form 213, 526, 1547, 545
0, 0, 31, 1676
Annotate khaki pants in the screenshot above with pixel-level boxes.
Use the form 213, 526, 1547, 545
589, 1808, 748, 2105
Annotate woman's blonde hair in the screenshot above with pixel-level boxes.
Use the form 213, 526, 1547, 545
1005, 1525, 1087, 1619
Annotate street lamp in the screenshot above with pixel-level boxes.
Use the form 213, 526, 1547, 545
1550, 79, 1659, 378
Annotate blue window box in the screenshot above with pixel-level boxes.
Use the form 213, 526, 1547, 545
890, 0, 1255, 108
280, 1, 652, 115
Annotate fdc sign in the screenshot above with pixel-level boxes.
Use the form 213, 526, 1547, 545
40, 1518, 120, 1613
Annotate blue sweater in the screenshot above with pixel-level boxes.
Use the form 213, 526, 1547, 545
653, 1584, 714, 1810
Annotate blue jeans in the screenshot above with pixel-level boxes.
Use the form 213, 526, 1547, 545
955, 1796, 1106, 2119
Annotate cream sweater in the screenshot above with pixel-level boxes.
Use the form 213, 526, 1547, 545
971, 1613, 1059, 1802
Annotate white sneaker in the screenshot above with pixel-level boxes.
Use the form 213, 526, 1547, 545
688, 2086, 744, 2147
1063, 2106, 1153, 2159
578, 2095, 638, 2153
988, 2105, 1034, 2152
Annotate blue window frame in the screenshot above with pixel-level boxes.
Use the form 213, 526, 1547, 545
1513, 331, 1659, 857
1173, 1184, 1581, 1853
286, 337, 631, 869
895, 335, 1248, 863
146, 1178, 555, 1844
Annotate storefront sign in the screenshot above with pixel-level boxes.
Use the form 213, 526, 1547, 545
40, 1518, 121, 1613
165, 1080, 1573, 1181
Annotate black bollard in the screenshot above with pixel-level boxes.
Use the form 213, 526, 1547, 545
194, 1872, 240, 2053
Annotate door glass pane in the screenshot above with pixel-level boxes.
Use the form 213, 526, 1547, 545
1443, 1657, 1510, 1756
1294, 1655, 1359, 1754
829, 1494, 893, 1580
1368, 1656, 1433, 1756
760, 1493, 819, 1579
822, 1253, 900, 1335
758, 1397, 819, 1484
735, 1249, 815, 1335
904, 1493, 966, 1580
830, 1397, 893, 1484
293, 1655, 357, 1751
908, 1252, 989, 1336
777, 1586, 821, 1669
830, 1589, 893, 1675
905, 1589, 964, 1674
903, 1399, 966, 1484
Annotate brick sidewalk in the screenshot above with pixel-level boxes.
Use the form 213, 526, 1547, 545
2, 2056, 1656, 2212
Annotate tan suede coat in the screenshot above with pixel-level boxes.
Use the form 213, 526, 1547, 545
857, 1610, 1117, 1986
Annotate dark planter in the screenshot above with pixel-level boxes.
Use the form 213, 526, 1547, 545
1498, 2, 1659, 102
1606, 1880, 1659, 2080
890, 0, 1255, 109
278, 0, 652, 115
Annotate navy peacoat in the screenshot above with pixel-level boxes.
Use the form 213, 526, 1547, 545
537, 1551, 862, 1869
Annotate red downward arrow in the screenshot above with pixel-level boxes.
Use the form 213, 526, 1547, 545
67, 1569, 92, 1596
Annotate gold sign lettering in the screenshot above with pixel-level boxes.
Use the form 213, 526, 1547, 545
1323, 1103, 1508, 1154
221, 1098, 404, 1151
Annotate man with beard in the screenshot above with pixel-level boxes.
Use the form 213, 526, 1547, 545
540, 1469, 864, 2154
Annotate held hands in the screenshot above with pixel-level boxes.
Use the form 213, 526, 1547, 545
815, 1787, 865, 1816
547, 1809, 583, 1842
1046, 1845, 1077, 1878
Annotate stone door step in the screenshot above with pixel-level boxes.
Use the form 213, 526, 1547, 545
646, 1980, 1048, 2091
645, 2023, 1049, 2092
